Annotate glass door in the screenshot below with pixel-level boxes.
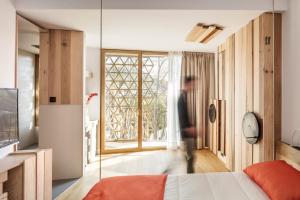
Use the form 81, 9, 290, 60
101, 50, 140, 153
142, 53, 168, 148
101, 50, 168, 153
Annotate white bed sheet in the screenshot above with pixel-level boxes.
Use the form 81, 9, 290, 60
164, 172, 270, 200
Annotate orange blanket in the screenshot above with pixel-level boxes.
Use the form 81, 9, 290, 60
84, 175, 168, 200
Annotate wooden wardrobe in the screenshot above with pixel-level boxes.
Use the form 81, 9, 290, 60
214, 13, 281, 171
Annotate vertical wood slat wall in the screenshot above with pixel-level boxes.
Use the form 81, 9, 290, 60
216, 13, 281, 171
39, 30, 83, 105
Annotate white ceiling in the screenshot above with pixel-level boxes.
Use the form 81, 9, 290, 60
18, 9, 264, 52
15, 0, 287, 10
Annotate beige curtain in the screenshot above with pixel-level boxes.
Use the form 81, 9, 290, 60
181, 52, 215, 149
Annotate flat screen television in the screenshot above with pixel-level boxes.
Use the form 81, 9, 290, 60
0, 88, 18, 148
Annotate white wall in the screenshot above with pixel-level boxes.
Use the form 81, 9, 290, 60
39, 105, 83, 180
282, 0, 300, 144
17, 50, 37, 149
86, 48, 100, 121
0, 0, 16, 158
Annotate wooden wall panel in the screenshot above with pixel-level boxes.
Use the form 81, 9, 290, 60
216, 36, 235, 170
243, 22, 254, 169
261, 14, 275, 162
70, 32, 84, 105
219, 100, 226, 155
276, 141, 300, 170
274, 14, 282, 143
234, 26, 247, 171
260, 14, 272, 162
252, 17, 263, 164
39, 33, 49, 105
224, 36, 235, 171
218, 51, 225, 100
39, 30, 83, 105
48, 30, 62, 104
217, 13, 281, 171
61, 31, 71, 104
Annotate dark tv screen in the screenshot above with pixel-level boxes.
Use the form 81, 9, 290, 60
0, 89, 18, 148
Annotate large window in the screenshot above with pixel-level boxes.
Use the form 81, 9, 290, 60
142, 54, 168, 148
100, 50, 168, 153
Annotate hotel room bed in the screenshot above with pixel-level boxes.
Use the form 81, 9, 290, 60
84, 160, 300, 200
164, 172, 269, 200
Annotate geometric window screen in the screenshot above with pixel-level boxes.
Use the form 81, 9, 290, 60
104, 53, 168, 150
105, 55, 139, 144
142, 55, 168, 147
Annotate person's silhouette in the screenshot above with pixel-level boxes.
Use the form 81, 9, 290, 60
177, 76, 197, 173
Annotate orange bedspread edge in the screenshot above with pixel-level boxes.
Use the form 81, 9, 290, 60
84, 175, 168, 200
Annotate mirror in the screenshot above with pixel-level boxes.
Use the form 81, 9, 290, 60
16, 15, 45, 150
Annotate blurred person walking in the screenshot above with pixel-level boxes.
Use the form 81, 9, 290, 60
177, 76, 197, 173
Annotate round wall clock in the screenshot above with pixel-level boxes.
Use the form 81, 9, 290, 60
208, 104, 217, 123
242, 112, 260, 144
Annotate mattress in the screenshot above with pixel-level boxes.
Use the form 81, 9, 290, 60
164, 172, 270, 200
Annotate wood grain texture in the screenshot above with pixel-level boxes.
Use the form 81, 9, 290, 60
0, 173, 7, 184
195, 150, 229, 173
48, 30, 62, 104
13, 151, 45, 200
61, 31, 71, 104
5, 165, 23, 200
220, 35, 235, 171
218, 51, 223, 99
39, 30, 83, 105
261, 13, 275, 162
276, 142, 300, 170
70, 32, 84, 105
274, 14, 282, 143
234, 26, 247, 171
9, 150, 52, 200
39, 32, 49, 105
217, 13, 281, 171
36, 151, 45, 200
252, 17, 263, 164
0, 192, 7, 200
44, 149, 52, 200
243, 22, 254, 169
23, 157, 36, 200
219, 100, 226, 155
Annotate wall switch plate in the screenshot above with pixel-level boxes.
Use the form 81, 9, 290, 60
49, 97, 56, 103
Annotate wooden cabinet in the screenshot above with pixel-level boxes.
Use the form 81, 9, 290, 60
0, 172, 8, 200
216, 13, 282, 171
39, 29, 84, 180
40, 30, 83, 105
0, 149, 52, 200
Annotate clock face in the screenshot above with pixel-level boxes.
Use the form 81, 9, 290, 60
209, 104, 216, 123
242, 112, 259, 144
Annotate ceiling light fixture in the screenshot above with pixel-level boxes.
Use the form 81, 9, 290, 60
186, 24, 223, 44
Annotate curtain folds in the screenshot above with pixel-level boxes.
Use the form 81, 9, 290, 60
167, 52, 182, 150
181, 52, 215, 149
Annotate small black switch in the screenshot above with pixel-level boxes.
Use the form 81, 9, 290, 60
49, 97, 56, 103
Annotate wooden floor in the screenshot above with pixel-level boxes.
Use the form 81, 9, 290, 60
57, 149, 228, 200
195, 150, 228, 173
